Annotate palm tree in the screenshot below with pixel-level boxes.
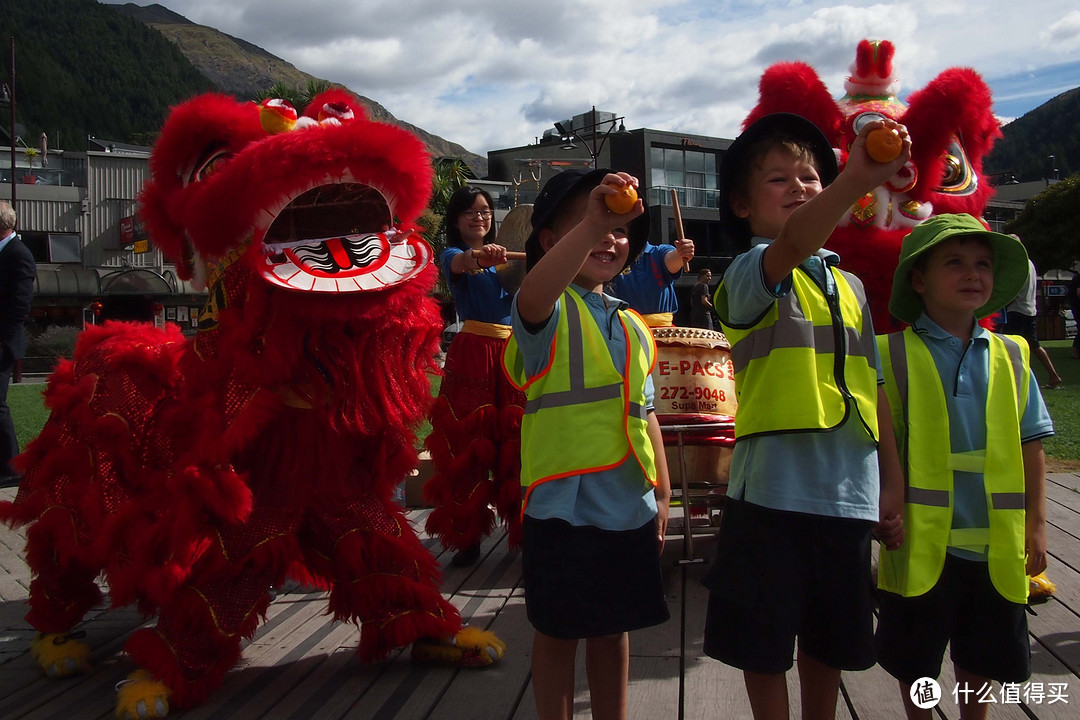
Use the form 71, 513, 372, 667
423, 156, 477, 249
253, 79, 336, 113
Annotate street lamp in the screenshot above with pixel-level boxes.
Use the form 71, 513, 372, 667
1, 38, 14, 209
553, 106, 627, 169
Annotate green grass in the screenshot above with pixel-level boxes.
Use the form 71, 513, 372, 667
1035, 340, 1080, 468
8, 348, 1077, 465
8, 373, 445, 454
8, 383, 48, 453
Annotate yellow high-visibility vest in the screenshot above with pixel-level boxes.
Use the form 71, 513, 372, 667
502, 290, 657, 512
714, 265, 879, 441
877, 328, 1030, 604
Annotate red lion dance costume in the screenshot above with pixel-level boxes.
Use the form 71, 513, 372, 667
0, 90, 503, 718
742, 39, 1001, 332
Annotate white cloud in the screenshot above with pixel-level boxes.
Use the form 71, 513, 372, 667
123, 0, 1080, 158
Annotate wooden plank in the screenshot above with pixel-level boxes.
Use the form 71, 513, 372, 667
344, 532, 522, 720
1045, 475, 1080, 514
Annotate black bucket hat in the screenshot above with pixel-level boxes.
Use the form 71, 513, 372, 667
719, 113, 839, 245
524, 168, 650, 272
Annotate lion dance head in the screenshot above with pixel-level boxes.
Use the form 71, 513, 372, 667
742, 39, 1001, 331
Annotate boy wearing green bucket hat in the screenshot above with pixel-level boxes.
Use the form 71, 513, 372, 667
875, 213, 1054, 719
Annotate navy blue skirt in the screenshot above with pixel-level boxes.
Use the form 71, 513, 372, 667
521, 515, 670, 639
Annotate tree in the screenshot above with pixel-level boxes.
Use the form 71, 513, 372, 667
426, 156, 477, 246
253, 78, 335, 113
1005, 173, 1080, 272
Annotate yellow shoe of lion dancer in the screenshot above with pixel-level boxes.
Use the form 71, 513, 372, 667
411, 626, 507, 668
31, 632, 91, 678
115, 670, 170, 719
1029, 572, 1057, 605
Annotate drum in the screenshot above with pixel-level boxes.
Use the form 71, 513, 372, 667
649, 327, 737, 418
650, 326, 737, 497
494, 204, 532, 294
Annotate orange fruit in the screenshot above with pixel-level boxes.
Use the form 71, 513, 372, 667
865, 127, 903, 163
604, 182, 638, 214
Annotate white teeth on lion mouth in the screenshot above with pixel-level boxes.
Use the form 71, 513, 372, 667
260, 228, 431, 293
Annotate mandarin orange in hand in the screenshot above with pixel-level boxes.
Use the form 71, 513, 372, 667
865, 127, 903, 163
604, 182, 638, 214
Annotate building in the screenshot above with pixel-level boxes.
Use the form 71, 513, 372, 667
487, 109, 734, 318
1, 141, 206, 351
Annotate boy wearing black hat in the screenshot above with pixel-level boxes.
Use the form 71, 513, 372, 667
502, 169, 671, 720
875, 214, 1053, 720
701, 114, 910, 719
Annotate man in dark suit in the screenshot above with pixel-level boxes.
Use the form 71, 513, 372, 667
0, 199, 36, 485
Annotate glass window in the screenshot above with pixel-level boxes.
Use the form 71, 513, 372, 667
48, 234, 83, 263
652, 167, 666, 187
686, 151, 705, 173
664, 149, 683, 172
650, 146, 664, 171
705, 153, 717, 174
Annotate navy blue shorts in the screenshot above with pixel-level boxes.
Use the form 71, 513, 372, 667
702, 499, 876, 673
521, 515, 670, 639
875, 554, 1031, 684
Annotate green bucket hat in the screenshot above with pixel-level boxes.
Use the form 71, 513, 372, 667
890, 213, 1029, 324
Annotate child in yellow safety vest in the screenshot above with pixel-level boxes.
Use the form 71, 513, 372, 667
875, 213, 1054, 720
502, 168, 672, 720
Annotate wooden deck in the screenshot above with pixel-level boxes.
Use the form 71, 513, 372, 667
2, 475, 1080, 719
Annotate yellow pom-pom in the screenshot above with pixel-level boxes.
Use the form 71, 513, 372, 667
259, 98, 297, 134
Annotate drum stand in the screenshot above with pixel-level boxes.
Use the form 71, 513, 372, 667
664, 419, 732, 720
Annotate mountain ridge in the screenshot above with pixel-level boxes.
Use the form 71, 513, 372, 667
112, 3, 487, 176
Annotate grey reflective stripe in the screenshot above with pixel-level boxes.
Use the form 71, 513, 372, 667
991, 492, 1026, 510
731, 323, 835, 370
729, 292, 873, 372
907, 486, 949, 507
566, 295, 586, 394
525, 383, 622, 413
629, 315, 653, 366
629, 402, 648, 420
887, 332, 909, 418
523, 294, 624, 415
843, 325, 876, 366
998, 335, 1025, 408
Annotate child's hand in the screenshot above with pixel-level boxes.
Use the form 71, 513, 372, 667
874, 513, 904, 551
1026, 523, 1047, 576
845, 118, 911, 191
472, 243, 508, 268
588, 173, 644, 233
674, 237, 695, 261
654, 494, 669, 554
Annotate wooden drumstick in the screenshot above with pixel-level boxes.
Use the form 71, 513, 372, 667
471, 249, 527, 263
670, 189, 691, 272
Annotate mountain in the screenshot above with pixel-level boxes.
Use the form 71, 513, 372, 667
987, 87, 1080, 183
111, 3, 487, 176
1, 0, 215, 150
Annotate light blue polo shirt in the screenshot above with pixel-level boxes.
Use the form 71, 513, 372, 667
907, 314, 1054, 561
718, 241, 882, 522
511, 284, 658, 531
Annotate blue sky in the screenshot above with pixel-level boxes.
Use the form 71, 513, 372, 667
121, 1, 1080, 156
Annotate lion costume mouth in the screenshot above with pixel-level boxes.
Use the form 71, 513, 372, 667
258, 181, 432, 293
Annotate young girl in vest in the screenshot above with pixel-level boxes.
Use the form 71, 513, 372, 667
503, 168, 671, 720
875, 214, 1053, 720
